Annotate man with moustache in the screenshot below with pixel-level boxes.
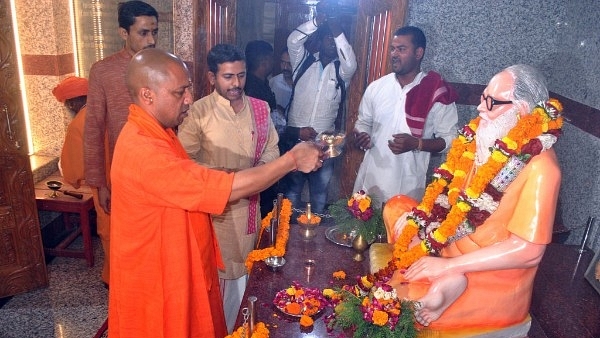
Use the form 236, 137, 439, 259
353, 26, 458, 207
83, 0, 158, 285
177, 44, 280, 333
109, 48, 322, 337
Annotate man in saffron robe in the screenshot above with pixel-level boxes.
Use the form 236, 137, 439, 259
53, 76, 88, 187
353, 26, 458, 206
109, 48, 323, 337
388, 64, 561, 337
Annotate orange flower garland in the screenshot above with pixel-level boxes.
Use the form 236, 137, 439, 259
388, 99, 564, 271
245, 199, 292, 272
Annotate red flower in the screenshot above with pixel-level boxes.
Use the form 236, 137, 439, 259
521, 138, 543, 156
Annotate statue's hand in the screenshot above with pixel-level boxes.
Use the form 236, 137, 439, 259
404, 256, 451, 282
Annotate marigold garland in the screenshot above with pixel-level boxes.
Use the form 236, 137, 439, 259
225, 322, 269, 338
382, 99, 564, 273
245, 199, 292, 272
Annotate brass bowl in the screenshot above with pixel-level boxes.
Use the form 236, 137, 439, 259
298, 221, 319, 240
46, 180, 63, 198
264, 256, 286, 272
317, 132, 346, 158
46, 180, 63, 190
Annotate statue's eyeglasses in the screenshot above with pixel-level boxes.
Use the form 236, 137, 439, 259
481, 94, 513, 111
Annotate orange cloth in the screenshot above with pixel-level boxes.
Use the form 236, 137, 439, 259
60, 107, 86, 188
60, 107, 111, 284
109, 104, 234, 338
52, 76, 88, 103
401, 150, 561, 332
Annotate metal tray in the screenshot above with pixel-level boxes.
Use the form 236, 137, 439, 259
325, 225, 355, 247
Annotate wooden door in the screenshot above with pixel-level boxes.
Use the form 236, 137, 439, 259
340, 0, 408, 196
194, 0, 237, 99
0, 3, 48, 298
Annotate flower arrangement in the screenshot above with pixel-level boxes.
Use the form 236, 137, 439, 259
273, 282, 328, 316
329, 190, 384, 243
225, 322, 269, 338
370, 99, 564, 275
245, 199, 292, 272
326, 280, 417, 338
297, 213, 321, 224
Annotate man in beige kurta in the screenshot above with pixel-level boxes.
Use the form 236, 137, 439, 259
178, 43, 279, 333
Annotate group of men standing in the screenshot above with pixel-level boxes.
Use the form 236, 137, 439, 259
53, 0, 560, 337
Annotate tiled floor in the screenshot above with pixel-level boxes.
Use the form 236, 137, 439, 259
0, 237, 108, 338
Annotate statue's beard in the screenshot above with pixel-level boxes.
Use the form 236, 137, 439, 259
475, 108, 520, 165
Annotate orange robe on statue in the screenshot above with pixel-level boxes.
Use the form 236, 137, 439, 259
108, 104, 233, 338
397, 149, 561, 334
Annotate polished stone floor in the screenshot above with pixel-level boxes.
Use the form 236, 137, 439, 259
0, 237, 108, 338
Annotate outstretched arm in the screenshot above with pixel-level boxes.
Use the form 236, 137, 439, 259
404, 234, 546, 282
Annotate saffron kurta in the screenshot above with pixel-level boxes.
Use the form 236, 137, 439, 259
109, 104, 234, 338
393, 150, 561, 334
431, 149, 561, 330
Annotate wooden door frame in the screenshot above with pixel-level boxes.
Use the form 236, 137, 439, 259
193, 0, 237, 100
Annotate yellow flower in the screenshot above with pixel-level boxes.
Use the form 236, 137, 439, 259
322, 288, 335, 297
453, 169, 466, 178
432, 229, 447, 243
491, 150, 508, 163
463, 151, 475, 160
360, 275, 373, 289
358, 198, 370, 212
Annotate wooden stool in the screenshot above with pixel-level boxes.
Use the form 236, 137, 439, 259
35, 178, 95, 267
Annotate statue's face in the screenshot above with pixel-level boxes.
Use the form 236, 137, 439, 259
478, 70, 515, 121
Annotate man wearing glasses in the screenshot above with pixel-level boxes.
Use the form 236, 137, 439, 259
352, 26, 458, 207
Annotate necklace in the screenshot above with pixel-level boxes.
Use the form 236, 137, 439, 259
374, 99, 564, 276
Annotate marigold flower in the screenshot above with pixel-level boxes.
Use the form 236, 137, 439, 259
372, 309, 389, 326
332, 270, 346, 279
299, 315, 313, 327
285, 302, 302, 315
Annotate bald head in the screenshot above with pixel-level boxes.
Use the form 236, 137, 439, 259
127, 48, 187, 101
126, 48, 193, 128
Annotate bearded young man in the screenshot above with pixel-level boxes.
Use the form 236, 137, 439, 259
385, 64, 562, 337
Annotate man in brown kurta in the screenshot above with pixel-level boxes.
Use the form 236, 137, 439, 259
109, 48, 323, 337
83, 1, 158, 284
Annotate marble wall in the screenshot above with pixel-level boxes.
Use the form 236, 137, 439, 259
406, 0, 600, 110
406, 0, 600, 250
15, 0, 174, 163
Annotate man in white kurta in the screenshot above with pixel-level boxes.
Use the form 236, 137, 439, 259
353, 71, 457, 206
